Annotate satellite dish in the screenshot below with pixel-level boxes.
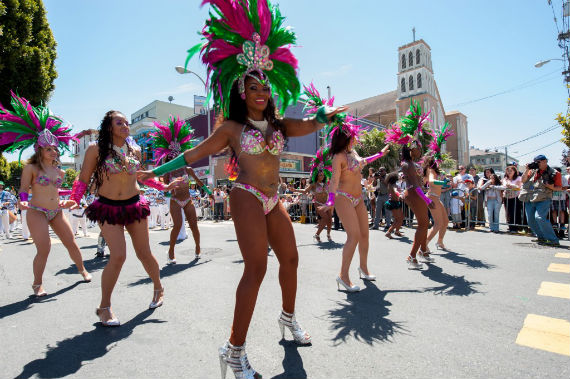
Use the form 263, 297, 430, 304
168, 96, 174, 103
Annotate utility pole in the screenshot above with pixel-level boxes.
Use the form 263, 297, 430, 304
505, 146, 508, 169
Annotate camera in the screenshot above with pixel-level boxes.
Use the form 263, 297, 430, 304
527, 162, 539, 170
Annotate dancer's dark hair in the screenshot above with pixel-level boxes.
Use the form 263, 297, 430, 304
330, 129, 351, 155
422, 156, 440, 176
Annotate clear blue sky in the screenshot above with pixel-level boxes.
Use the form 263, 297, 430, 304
6, 0, 569, 166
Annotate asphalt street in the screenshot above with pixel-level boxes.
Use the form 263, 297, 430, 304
0, 220, 569, 379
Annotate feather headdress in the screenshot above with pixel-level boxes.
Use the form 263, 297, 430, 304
150, 115, 197, 165
427, 122, 453, 164
302, 82, 361, 143
309, 146, 333, 183
185, 0, 300, 117
0, 91, 75, 160
385, 100, 431, 146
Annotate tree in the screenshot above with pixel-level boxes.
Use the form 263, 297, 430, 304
440, 153, 458, 171
0, 0, 57, 108
0, 155, 10, 184
7, 160, 23, 188
63, 168, 77, 188
355, 128, 400, 174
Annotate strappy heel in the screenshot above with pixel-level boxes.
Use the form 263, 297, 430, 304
149, 288, 164, 309
336, 276, 360, 292
278, 310, 311, 345
96, 307, 120, 326
219, 341, 261, 379
31, 284, 47, 297
417, 249, 435, 263
166, 252, 176, 265
357, 267, 376, 281
407, 255, 423, 270
80, 269, 92, 282
313, 234, 321, 242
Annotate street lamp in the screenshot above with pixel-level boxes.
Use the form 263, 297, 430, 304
174, 66, 213, 187
534, 58, 564, 68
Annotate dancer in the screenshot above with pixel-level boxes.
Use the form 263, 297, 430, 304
137, 2, 344, 375
297, 147, 333, 241
0, 92, 91, 296
423, 123, 453, 250
71, 111, 179, 326
303, 83, 390, 290
384, 172, 404, 238
385, 100, 435, 269
149, 115, 209, 263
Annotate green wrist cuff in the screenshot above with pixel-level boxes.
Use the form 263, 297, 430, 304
315, 106, 328, 124
433, 180, 445, 185
202, 185, 212, 195
152, 154, 187, 176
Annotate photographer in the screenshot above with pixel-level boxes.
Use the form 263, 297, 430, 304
521, 154, 562, 246
372, 167, 391, 231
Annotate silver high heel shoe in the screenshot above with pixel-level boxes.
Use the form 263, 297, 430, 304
407, 255, 424, 270
357, 267, 376, 281
278, 310, 311, 345
149, 288, 164, 309
336, 276, 360, 292
218, 341, 260, 379
166, 252, 176, 265
435, 242, 446, 251
417, 249, 435, 263
96, 307, 120, 326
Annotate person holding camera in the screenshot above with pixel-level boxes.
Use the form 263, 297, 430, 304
521, 154, 562, 246
371, 167, 391, 231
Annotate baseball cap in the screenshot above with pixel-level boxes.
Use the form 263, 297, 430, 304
533, 154, 547, 162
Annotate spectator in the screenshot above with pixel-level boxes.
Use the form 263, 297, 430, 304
470, 167, 485, 226
372, 167, 390, 231
550, 167, 568, 238
521, 155, 562, 246
480, 174, 503, 233
450, 187, 465, 229
366, 167, 377, 222
440, 172, 452, 219
477, 168, 496, 227
213, 187, 226, 222
466, 179, 478, 229
503, 165, 523, 233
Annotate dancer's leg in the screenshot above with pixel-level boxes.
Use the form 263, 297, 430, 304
168, 201, 183, 260
335, 196, 361, 286
354, 200, 372, 275
125, 218, 162, 293
27, 208, 51, 290
183, 203, 201, 255
49, 212, 89, 279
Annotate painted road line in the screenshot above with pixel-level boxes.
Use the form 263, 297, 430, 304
516, 314, 570, 356
547, 263, 570, 274
537, 281, 570, 299
555, 252, 570, 259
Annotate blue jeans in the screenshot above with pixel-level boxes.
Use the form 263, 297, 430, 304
525, 200, 558, 243
486, 198, 501, 232
373, 194, 391, 229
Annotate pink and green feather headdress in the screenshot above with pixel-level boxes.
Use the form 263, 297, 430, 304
0, 91, 76, 161
427, 122, 453, 165
184, 0, 300, 117
302, 82, 362, 143
309, 146, 333, 184
150, 115, 197, 165
385, 99, 431, 146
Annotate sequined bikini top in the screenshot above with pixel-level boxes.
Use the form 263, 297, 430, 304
104, 154, 141, 175
35, 174, 63, 188
240, 125, 285, 156
315, 182, 328, 194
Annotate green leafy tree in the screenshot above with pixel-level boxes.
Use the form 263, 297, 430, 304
63, 168, 77, 188
0, 0, 57, 108
7, 160, 23, 188
0, 155, 10, 184
355, 128, 400, 174
440, 153, 457, 171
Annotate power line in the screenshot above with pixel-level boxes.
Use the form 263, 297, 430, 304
490, 124, 561, 150
514, 139, 562, 158
448, 69, 561, 108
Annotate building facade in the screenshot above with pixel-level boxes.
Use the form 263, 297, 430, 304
72, 129, 98, 171
469, 147, 519, 173
346, 38, 470, 167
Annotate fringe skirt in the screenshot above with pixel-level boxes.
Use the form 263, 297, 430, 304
86, 195, 150, 226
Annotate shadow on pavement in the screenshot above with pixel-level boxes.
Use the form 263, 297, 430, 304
127, 258, 210, 287
15, 309, 164, 379
271, 340, 308, 379
437, 250, 495, 269
0, 282, 82, 320
327, 282, 412, 346
420, 264, 482, 296
54, 256, 109, 276
316, 240, 344, 251
80, 244, 98, 250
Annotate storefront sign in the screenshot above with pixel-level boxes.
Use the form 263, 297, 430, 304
280, 158, 301, 172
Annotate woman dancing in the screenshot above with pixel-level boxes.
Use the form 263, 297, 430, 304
137, 2, 344, 376
70, 111, 179, 326
149, 115, 210, 264
385, 101, 435, 269
384, 172, 404, 239
0, 92, 91, 296
297, 147, 333, 241
423, 123, 453, 251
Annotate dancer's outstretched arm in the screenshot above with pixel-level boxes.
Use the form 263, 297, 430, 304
283, 106, 348, 137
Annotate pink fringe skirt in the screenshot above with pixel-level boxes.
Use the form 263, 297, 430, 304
86, 195, 150, 225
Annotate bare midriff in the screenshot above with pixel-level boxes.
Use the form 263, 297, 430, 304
30, 171, 61, 210
169, 169, 191, 201
235, 153, 280, 197
313, 188, 328, 204
97, 171, 140, 200
337, 164, 363, 198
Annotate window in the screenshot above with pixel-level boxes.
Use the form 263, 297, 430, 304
408, 52, 413, 67
401, 54, 406, 69
417, 73, 422, 88
401, 77, 406, 92
409, 75, 414, 90
416, 49, 420, 64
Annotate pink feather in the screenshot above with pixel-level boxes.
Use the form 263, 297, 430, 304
257, 0, 272, 43
270, 48, 298, 69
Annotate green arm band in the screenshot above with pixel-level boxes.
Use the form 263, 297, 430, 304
315, 106, 329, 124
152, 154, 187, 176
202, 185, 212, 195
433, 180, 445, 186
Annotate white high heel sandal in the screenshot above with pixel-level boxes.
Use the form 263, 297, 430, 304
357, 267, 376, 281
336, 276, 360, 292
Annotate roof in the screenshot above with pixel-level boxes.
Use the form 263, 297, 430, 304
470, 148, 501, 156
446, 110, 466, 116
345, 90, 397, 116
398, 39, 431, 51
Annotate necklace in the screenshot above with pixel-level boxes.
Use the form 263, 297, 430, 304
248, 118, 268, 134
112, 143, 128, 157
